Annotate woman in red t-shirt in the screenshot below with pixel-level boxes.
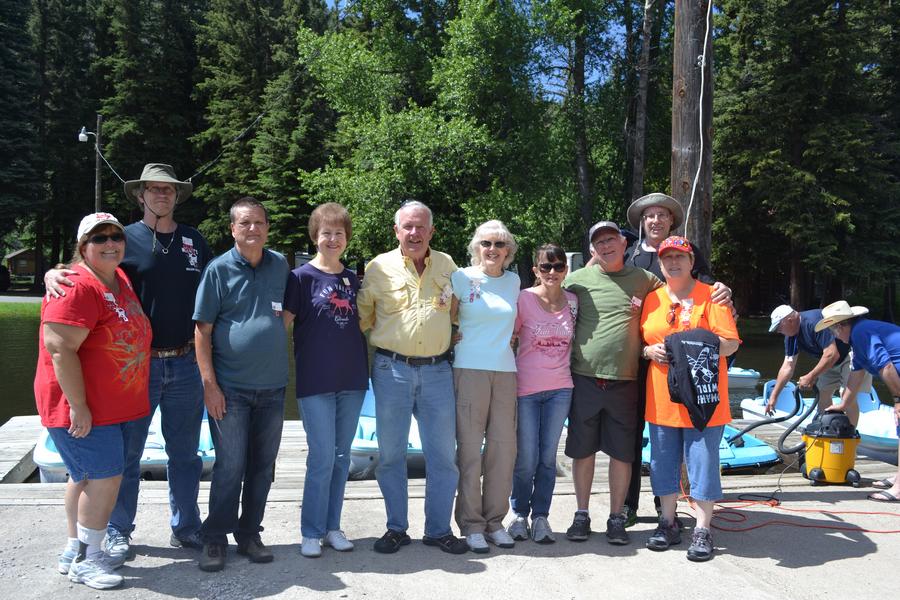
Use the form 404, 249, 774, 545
639, 236, 740, 563
34, 213, 151, 590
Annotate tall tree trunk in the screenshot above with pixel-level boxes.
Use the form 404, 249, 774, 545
622, 0, 636, 208
789, 252, 806, 309
631, 0, 657, 201
572, 12, 595, 257
671, 0, 713, 257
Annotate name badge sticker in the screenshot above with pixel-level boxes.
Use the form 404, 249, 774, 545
182, 236, 194, 246
104, 292, 115, 302
342, 277, 350, 287
630, 296, 642, 312
272, 301, 282, 317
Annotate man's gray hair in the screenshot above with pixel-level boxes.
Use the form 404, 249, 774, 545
394, 200, 433, 227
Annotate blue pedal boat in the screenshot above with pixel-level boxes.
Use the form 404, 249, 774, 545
640, 423, 781, 473
349, 382, 424, 480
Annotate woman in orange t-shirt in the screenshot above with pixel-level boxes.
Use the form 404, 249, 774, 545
639, 236, 740, 562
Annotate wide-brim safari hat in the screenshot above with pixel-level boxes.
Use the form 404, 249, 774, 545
123, 163, 193, 204
813, 301, 869, 332
626, 193, 684, 231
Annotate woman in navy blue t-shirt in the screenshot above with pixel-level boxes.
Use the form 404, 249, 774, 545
283, 203, 368, 558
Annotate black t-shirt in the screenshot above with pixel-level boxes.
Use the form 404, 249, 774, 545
625, 240, 715, 285
122, 221, 211, 348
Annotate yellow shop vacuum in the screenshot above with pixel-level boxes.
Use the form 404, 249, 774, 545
798, 412, 861, 486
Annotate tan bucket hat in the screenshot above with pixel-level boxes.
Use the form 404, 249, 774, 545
123, 163, 193, 204
626, 193, 685, 230
813, 301, 869, 332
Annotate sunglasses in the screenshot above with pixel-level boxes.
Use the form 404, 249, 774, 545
666, 302, 681, 326
479, 240, 507, 249
538, 262, 566, 273
88, 233, 126, 244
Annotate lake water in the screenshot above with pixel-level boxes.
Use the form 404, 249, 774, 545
0, 314, 888, 426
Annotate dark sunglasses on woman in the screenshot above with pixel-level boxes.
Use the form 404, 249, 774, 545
538, 262, 566, 273
88, 233, 126, 244
479, 240, 507, 249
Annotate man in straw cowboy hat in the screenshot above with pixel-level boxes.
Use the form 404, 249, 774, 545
814, 301, 900, 502
46, 163, 212, 558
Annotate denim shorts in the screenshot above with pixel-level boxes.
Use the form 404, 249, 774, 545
648, 424, 724, 502
47, 424, 126, 481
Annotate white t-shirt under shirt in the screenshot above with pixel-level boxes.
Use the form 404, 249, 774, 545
513, 288, 578, 396
451, 266, 519, 372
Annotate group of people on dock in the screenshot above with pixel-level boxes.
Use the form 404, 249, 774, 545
33, 163, 900, 591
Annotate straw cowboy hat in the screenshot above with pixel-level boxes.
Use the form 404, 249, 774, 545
123, 163, 193, 204
813, 301, 869, 332
626, 193, 685, 230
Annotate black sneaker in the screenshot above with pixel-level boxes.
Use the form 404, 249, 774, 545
624, 505, 638, 528
198, 543, 226, 572
237, 537, 274, 563
373, 529, 411, 554
605, 512, 630, 545
565, 512, 591, 541
686, 527, 714, 562
646, 518, 682, 551
422, 533, 468, 555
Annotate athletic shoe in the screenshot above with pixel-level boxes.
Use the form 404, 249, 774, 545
506, 516, 529, 541
67, 557, 123, 590
105, 531, 134, 562
324, 530, 354, 552
170, 532, 204, 550
198, 543, 226, 572
300, 537, 322, 558
687, 527, 714, 562
57, 546, 78, 575
487, 528, 515, 549
530, 516, 555, 544
373, 529, 410, 554
422, 533, 468, 554
465, 533, 489, 554
237, 537, 273, 563
605, 512, 630, 545
565, 512, 591, 541
646, 518, 681, 551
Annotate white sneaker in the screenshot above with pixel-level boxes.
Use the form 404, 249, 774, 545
323, 530, 354, 552
530, 516, 556, 544
466, 533, 489, 554
506, 516, 529, 541
487, 528, 515, 549
104, 531, 133, 563
68, 557, 123, 590
300, 537, 322, 558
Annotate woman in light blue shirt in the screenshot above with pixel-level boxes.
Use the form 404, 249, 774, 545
451, 220, 520, 553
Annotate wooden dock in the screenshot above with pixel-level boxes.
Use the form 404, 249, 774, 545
1, 415, 895, 506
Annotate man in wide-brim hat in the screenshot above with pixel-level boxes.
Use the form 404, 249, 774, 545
45, 162, 212, 559
815, 300, 900, 502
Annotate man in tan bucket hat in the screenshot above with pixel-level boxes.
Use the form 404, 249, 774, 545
46, 163, 212, 559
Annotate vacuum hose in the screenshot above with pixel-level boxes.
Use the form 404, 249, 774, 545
727, 384, 818, 454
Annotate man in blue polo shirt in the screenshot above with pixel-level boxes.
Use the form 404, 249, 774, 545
193, 197, 289, 572
766, 305, 853, 419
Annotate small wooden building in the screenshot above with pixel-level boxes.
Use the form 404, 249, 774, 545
4, 249, 36, 278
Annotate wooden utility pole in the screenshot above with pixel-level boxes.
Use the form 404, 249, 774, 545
671, 0, 713, 257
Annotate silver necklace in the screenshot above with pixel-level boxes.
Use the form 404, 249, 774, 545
143, 222, 176, 254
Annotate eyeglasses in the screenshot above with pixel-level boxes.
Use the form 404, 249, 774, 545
538, 262, 566, 273
145, 185, 175, 196
88, 233, 126, 244
666, 302, 681, 326
234, 220, 268, 230
479, 240, 507, 249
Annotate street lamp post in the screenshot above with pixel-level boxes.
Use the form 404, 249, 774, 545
77, 113, 103, 212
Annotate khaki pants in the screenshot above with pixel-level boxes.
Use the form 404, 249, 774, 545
453, 368, 517, 536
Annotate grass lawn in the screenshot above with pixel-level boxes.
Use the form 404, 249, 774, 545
0, 303, 41, 318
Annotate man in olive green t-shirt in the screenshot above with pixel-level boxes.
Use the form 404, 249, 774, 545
562, 221, 661, 546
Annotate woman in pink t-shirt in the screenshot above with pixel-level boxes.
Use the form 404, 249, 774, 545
506, 243, 577, 544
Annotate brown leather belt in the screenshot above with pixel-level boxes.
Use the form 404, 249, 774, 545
151, 342, 194, 359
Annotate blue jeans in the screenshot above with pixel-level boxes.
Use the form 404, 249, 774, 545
298, 390, 365, 538
108, 351, 204, 539
200, 386, 285, 545
510, 388, 572, 519
371, 353, 458, 538
649, 424, 724, 502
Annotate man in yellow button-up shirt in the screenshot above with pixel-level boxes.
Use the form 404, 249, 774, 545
357, 201, 468, 555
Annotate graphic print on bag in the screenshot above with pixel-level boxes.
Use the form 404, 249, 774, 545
314, 281, 356, 328
681, 339, 720, 405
